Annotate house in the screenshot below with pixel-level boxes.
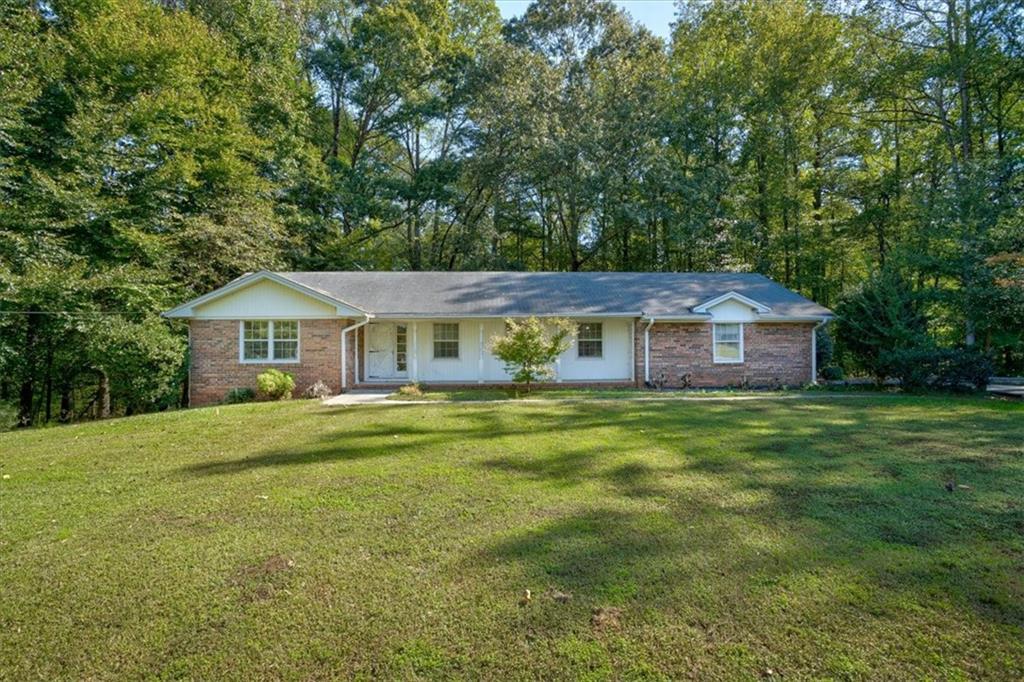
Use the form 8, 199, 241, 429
164, 271, 833, 405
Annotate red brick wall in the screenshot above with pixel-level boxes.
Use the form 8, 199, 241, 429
189, 319, 355, 406
634, 322, 814, 388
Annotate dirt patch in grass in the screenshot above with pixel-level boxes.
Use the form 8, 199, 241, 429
231, 555, 295, 602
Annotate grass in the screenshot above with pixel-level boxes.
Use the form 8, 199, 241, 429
386, 386, 797, 401
1, 395, 1023, 679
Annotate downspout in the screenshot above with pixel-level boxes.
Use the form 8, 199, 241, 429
643, 317, 655, 386
342, 317, 372, 391
811, 318, 828, 384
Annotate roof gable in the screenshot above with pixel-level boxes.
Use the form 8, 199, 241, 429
163, 271, 368, 319
692, 291, 771, 314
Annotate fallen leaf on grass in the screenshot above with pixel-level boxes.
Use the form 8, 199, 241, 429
591, 606, 622, 630
548, 589, 571, 603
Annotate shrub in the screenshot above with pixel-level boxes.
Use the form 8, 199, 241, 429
223, 387, 255, 404
821, 365, 845, 381
489, 317, 573, 392
256, 369, 295, 400
879, 346, 992, 392
834, 268, 929, 380
303, 380, 333, 399
815, 325, 834, 370
397, 382, 424, 397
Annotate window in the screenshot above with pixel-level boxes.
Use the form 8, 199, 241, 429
272, 320, 298, 361
433, 323, 459, 359
243, 321, 269, 360
241, 320, 299, 362
713, 323, 743, 363
396, 324, 408, 372
577, 323, 603, 358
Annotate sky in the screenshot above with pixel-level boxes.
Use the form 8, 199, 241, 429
495, 1, 678, 40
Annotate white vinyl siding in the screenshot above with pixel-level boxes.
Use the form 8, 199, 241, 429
196, 278, 337, 318
240, 320, 300, 363
713, 323, 743, 363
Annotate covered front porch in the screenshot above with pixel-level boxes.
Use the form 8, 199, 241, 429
343, 318, 636, 389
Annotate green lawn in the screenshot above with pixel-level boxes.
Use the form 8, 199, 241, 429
1, 396, 1022, 679
387, 386, 796, 401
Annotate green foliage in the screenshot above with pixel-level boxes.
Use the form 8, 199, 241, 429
256, 368, 295, 400
834, 269, 930, 380
820, 365, 845, 382
223, 387, 255, 404
2, 0, 1023, 426
815, 325, 834, 372
878, 347, 993, 393
489, 317, 573, 391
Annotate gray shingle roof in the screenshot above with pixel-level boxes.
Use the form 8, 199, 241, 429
278, 271, 831, 318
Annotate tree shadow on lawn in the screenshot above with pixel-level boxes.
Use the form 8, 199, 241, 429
470, 401, 1024, 633
178, 398, 1024, 631
179, 404, 622, 477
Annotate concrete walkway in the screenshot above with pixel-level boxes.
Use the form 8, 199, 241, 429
323, 390, 885, 407
322, 390, 436, 406
322, 390, 394, 406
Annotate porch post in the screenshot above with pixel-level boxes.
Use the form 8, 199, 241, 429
410, 322, 419, 381
478, 323, 485, 384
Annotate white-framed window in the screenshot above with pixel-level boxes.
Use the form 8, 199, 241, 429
396, 324, 408, 372
713, 323, 743, 363
433, 322, 459, 359
240, 320, 300, 363
577, 322, 603, 358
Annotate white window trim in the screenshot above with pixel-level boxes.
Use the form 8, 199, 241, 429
576, 322, 604, 359
432, 322, 460, 360
712, 323, 744, 364
239, 320, 301, 364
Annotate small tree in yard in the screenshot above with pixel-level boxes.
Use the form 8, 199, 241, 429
489, 317, 573, 393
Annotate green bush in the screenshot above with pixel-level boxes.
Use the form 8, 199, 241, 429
815, 325, 834, 370
256, 369, 295, 400
821, 365, 845, 381
878, 346, 992, 392
834, 268, 929, 380
223, 387, 255, 404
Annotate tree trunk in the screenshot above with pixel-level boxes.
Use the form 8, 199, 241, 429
17, 313, 39, 427
96, 370, 111, 419
59, 381, 73, 424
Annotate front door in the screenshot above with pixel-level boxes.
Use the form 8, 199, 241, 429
367, 323, 395, 379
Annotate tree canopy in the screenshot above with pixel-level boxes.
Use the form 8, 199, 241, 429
1, 0, 1022, 424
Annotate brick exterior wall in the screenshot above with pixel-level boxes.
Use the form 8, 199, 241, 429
634, 322, 815, 388
189, 319, 356, 406
189, 317, 814, 405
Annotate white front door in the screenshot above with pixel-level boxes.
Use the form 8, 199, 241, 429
367, 323, 395, 379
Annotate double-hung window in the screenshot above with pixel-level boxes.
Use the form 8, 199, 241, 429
433, 323, 459, 359
713, 323, 743, 363
577, 323, 603, 358
241, 320, 299, 362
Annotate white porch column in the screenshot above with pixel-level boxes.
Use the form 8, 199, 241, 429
410, 322, 419, 381
629, 320, 636, 384
555, 356, 562, 383
478, 323, 485, 384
